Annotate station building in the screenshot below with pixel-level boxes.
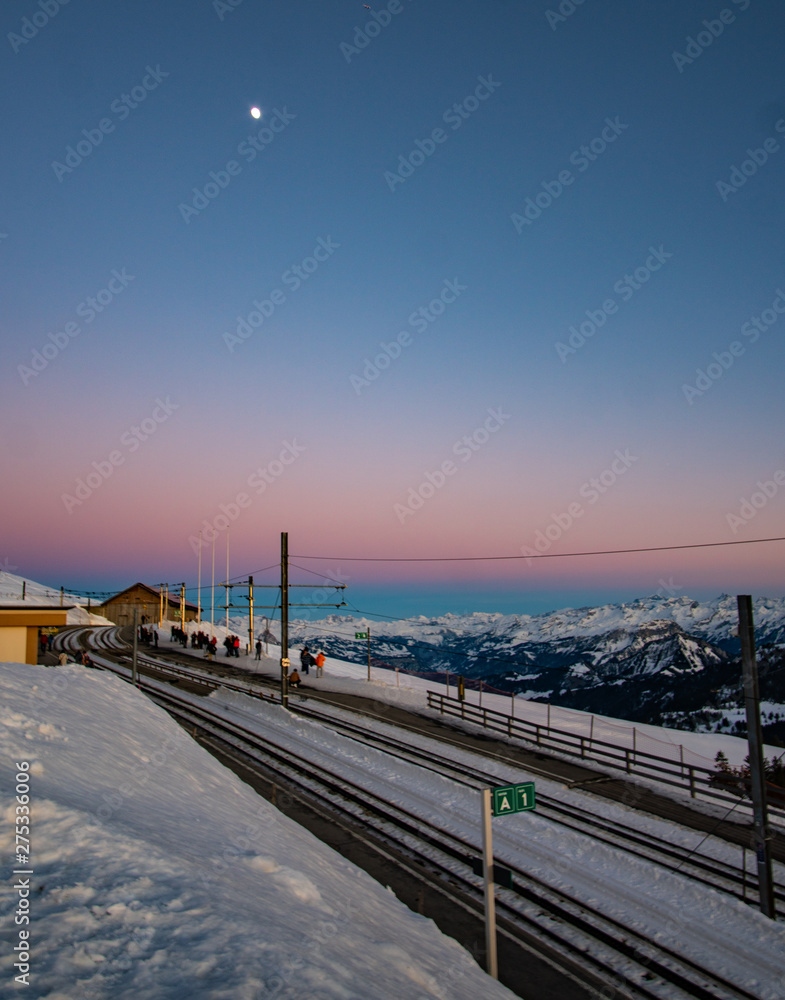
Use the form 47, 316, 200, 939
98, 583, 200, 627
0, 605, 72, 664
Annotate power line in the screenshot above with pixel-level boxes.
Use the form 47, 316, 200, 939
291, 535, 785, 563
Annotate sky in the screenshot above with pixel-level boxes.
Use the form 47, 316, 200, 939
2, 0, 785, 618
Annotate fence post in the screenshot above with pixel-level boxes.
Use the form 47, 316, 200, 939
580, 736, 585, 758
589, 715, 594, 747
689, 767, 696, 799
625, 749, 631, 773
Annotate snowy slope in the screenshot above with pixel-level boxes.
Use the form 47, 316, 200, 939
0, 661, 517, 1000
0, 571, 112, 626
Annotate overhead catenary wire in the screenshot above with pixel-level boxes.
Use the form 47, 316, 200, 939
291, 535, 785, 563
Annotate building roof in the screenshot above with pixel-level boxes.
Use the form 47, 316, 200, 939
100, 583, 199, 611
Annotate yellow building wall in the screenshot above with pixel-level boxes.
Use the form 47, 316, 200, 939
0, 627, 28, 664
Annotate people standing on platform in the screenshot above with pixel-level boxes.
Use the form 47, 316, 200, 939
288, 668, 301, 688
315, 651, 325, 677
300, 646, 312, 675
255, 639, 262, 660
233, 635, 241, 657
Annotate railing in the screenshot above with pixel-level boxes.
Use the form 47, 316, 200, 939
427, 690, 785, 820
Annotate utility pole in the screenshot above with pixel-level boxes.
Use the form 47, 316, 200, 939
367, 626, 371, 682
281, 531, 289, 708
158, 584, 164, 627
737, 595, 776, 918
225, 527, 230, 629
180, 583, 186, 637
248, 576, 254, 656
197, 531, 202, 623
132, 605, 139, 686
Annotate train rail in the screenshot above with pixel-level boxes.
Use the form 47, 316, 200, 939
129, 678, 776, 1000
56, 627, 785, 909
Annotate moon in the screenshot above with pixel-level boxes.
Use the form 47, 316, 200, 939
250, 107, 261, 119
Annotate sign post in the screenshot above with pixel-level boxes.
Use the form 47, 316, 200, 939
355, 631, 370, 681
481, 781, 536, 980
481, 789, 498, 979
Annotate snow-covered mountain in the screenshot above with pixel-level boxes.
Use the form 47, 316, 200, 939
282, 594, 785, 677
275, 595, 785, 739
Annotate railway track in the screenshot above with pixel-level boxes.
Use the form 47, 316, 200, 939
56, 627, 785, 908
55, 628, 784, 999
134, 679, 778, 1000
287, 698, 785, 910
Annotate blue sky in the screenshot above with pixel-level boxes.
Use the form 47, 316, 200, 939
2, 0, 784, 618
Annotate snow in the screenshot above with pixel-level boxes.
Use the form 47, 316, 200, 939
0, 571, 112, 626
0, 660, 517, 1000
25, 655, 785, 999
162, 629, 782, 772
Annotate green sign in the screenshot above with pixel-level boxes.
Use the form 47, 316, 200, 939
491, 782, 535, 817
355, 632, 368, 639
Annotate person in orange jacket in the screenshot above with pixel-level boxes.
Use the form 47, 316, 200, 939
315, 651, 325, 677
